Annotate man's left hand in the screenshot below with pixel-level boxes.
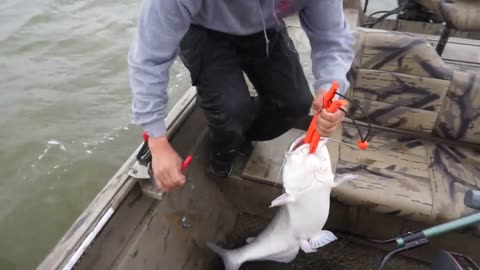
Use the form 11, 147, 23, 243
312, 89, 346, 136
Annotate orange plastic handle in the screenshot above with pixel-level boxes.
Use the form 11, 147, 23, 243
309, 132, 321, 153
305, 81, 351, 153
326, 99, 348, 113
304, 114, 318, 144
323, 81, 339, 108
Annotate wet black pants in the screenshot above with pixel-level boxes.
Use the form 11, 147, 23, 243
179, 24, 313, 162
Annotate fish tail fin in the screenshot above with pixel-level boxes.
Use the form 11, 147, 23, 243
206, 241, 241, 270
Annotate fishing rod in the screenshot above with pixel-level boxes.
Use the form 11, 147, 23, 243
336, 190, 480, 270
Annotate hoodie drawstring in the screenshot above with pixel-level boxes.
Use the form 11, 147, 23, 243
256, 0, 282, 57
256, 0, 270, 57
272, 0, 281, 26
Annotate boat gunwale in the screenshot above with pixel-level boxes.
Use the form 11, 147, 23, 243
36, 87, 198, 270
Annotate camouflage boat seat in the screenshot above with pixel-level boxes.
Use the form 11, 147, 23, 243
330, 125, 480, 225
331, 27, 480, 225
242, 24, 480, 226
416, 0, 480, 31
333, 27, 480, 225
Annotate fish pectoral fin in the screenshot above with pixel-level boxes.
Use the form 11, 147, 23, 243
270, 193, 295, 208
309, 230, 337, 249
245, 237, 255, 243
300, 239, 317, 253
333, 174, 356, 188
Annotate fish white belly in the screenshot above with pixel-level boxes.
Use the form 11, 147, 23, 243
288, 189, 331, 238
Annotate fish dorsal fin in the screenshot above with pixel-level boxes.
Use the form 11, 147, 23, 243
270, 193, 296, 208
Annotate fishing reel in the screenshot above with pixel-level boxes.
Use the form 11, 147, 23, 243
373, 189, 480, 270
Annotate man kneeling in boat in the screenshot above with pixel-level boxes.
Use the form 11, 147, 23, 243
127, 0, 355, 191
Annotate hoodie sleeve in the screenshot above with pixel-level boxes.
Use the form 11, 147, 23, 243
299, 0, 355, 96
128, 0, 200, 138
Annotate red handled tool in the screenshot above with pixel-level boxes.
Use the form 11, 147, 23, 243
142, 131, 193, 172
181, 155, 193, 172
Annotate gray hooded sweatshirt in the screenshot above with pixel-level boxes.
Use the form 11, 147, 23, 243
128, 0, 355, 138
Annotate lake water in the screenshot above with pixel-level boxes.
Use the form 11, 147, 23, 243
0, 1, 395, 269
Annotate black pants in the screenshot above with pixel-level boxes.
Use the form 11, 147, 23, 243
179, 24, 313, 162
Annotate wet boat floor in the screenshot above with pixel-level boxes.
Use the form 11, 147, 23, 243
211, 213, 429, 270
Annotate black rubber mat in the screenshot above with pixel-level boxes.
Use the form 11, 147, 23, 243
211, 213, 429, 270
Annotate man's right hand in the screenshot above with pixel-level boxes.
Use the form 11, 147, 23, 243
148, 136, 186, 192
312, 89, 346, 136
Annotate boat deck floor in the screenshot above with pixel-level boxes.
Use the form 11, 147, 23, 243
213, 212, 429, 270
75, 108, 430, 270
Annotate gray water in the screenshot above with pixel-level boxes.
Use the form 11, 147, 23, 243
0, 1, 394, 269
0, 0, 190, 269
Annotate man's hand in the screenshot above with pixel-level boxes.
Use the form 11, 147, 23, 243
312, 89, 346, 136
148, 136, 186, 191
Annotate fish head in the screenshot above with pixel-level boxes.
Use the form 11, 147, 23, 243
281, 136, 334, 194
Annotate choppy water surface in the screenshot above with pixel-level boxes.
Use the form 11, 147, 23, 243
0, 0, 394, 269
0, 0, 190, 268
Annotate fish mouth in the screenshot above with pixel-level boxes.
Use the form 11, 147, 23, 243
288, 134, 307, 152
281, 135, 307, 178
288, 133, 331, 154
